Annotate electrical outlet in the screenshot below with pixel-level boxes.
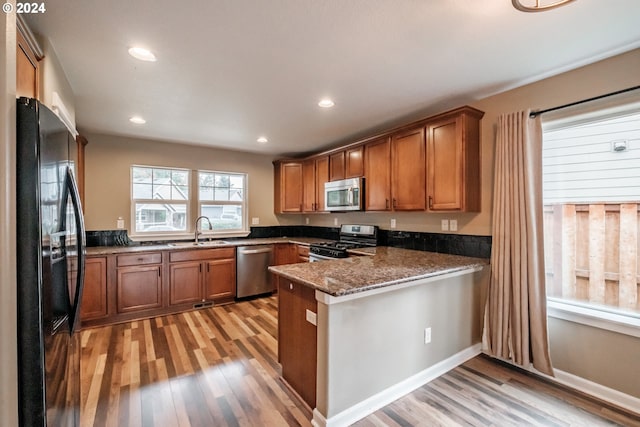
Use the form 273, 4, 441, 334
251, 217, 260, 225
424, 327, 432, 344
117, 217, 124, 229
441, 219, 449, 231
390, 218, 397, 229
449, 219, 458, 231
305, 217, 310, 225
306, 309, 317, 326
334, 218, 338, 226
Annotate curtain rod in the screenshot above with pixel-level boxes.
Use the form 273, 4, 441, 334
529, 85, 640, 118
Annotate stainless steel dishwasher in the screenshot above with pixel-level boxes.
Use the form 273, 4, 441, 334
236, 245, 274, 298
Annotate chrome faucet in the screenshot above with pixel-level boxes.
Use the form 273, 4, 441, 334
194, 216, 212, 243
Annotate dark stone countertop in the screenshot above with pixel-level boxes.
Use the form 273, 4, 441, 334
86, 237, 332, 256
269, 246, 488, 297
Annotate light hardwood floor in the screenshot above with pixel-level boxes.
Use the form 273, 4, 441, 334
80, 296, 640, 426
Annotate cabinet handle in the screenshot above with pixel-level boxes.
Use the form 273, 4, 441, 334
200, 264, 202, 273
289, 283, 294, 290
429, 196, 433, 209
158, 268, 161, 277
137, 257, 144, 262
393, 198, 397, 208
207, 264, 210, 272
385, 199, 389, 209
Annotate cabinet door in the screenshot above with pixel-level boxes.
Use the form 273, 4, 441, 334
329, 151, 345, 181
169, 262, 203, 306
345, 146, 364, 178
16, 29, 38, 99
275, 162, 303, 213
203, 258, 236, 300
116, 265, 162, 313
391, 127, 426, 210
278, 279, 317, 408
80, 257, 107, 321
364, 137, 391, 211
427, 116, 461, 210
302, 159, 316, 212
426, 111, 481, 212
315, 156, 329, 212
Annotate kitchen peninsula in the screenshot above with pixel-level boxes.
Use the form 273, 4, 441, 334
269, 247, 488, 427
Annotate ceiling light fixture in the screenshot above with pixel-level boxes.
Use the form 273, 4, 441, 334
129, 116, 146, 124
128, 47, 157, 62
257, 136, 268, 144
512, 0, 576, 12
318, 99, 335, 108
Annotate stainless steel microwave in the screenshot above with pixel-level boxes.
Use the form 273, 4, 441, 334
324, 178, 363, 211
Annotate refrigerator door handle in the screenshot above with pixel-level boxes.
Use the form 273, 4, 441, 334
65, 167, 86, 334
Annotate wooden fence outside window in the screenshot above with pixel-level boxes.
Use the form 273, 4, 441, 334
543, 203, 640, 313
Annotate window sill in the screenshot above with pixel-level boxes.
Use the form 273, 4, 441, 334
547, 299, 640, 338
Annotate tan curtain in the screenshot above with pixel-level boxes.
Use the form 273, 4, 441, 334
484, 110, 553, 376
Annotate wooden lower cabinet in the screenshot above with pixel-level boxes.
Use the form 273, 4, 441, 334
169, 247, 236, 306
169, 261, 202, 305
277, 276, 317, 409
116, 264, 162, 313
204, 258, 236, 300
80, 256, 108, 321
297, 244, 310, 263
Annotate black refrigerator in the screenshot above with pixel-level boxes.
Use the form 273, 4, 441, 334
16, 97, 85, 427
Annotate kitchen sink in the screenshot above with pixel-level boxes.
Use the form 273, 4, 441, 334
168, 240, 230, 247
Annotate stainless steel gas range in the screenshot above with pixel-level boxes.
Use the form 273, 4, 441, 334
309, 224, 378, 261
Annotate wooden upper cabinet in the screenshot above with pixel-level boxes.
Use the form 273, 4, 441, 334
302, 156, 329, 212
329, 151, 345, 181
391, 127, 426, 210
426, 107, 483, 212
315, 156, 329, 212
274, 161, 303, 213
16, 23, 39, 99
345, 146, 364, 178
302, 159, 316, 212
329, 147, 364, 182
364, 137, 391, 211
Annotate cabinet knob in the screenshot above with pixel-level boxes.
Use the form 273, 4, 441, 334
428, 196, 433, 209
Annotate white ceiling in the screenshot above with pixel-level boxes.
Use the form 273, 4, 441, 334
24, 0, 640, 156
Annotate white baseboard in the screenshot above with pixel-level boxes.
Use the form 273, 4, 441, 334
482, 351, 640, 417
543, 368, 640, 416
312, 343, 482, 427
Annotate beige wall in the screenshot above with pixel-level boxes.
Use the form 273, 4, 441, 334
305, 49, 640, 401
472, 48, 640, 400
304, 49, 640, 238
1, 5, 19, 425
83, 132, 281, 231
36, 35, 76, 128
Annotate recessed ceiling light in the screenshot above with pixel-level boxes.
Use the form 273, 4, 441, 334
128, 47, 157, 62
318, 98, 335, 108
257, 136, 268, 144
129, 116, 146, 124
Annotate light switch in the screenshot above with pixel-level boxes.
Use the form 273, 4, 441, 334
390, 219, 397, 229
441, 219, 449, 231
334, 218, 339, 226
117, 217, 125, 229
449, 219, 458, 231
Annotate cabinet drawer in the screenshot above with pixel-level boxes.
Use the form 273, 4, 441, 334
117, 252, 162, 267
297, 245, 309, 257
169, 247, 236, 262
